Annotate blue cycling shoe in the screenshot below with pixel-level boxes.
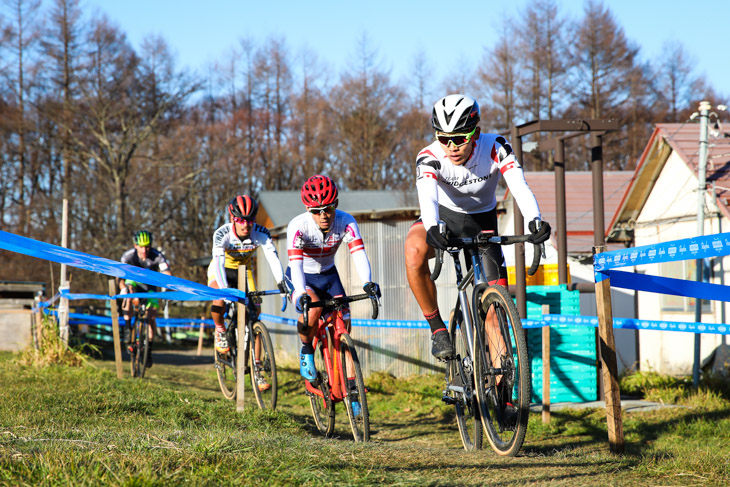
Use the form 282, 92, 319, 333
351, 400, 361, 417
299, 352, 316, 381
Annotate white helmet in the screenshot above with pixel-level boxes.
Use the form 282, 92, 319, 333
431, 94, 480, 133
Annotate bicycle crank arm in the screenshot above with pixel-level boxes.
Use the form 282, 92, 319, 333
445, 384, 465, 394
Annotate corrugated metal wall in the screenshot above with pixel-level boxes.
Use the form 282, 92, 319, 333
256, 217, 463, 377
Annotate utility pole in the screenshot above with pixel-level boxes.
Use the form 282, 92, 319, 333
692, 101, 711, 388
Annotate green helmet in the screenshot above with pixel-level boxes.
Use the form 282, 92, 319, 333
133, 230, 153, 247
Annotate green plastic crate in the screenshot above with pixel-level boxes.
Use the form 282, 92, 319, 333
523, 285, 597, 403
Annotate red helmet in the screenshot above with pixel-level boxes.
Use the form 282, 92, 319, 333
301, 175, 338, 207
227, 195, 258, 220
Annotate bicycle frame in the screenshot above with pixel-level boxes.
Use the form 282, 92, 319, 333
304, 308, 349, 401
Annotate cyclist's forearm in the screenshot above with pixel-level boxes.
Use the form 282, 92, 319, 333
350, 249, 372, 284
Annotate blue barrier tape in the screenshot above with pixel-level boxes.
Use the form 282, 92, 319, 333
49, 310, 216, 329
543, 314, 730, 335
0, 230, 245, 301
601, 269, 730, 302
59, 290, 214, 302
594, 232, 730, 272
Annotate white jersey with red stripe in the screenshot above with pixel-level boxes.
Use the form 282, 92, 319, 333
286, 210, 372, 299
415, 133, 541, 230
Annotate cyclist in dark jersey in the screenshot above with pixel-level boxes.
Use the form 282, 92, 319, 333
405, 94, 551, 359
119, 230, 172, 366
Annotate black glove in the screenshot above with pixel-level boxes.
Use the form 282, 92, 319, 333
528, 218, 551, 244
296, 294, 311, 314
363, 282, 381, 299
426, 225, 449, 250
277, 280, 290, 295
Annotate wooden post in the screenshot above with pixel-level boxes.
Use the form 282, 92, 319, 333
59, 198, 70, 344
236, 266, 247, 412
197, 315, 205, 356
594, 245, 625, 453
109, 279, 124, 379
33, 307, 43, 349
542, 304, 551, 424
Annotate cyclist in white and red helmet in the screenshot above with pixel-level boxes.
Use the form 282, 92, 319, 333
207, 195, 288, 390
405, 94, 551, 359
286, 175, 380, 389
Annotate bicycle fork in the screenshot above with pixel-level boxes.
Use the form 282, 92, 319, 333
442, 286, 477, 405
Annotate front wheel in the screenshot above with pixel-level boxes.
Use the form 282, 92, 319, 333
339, 333, 370, 442
448, 308, 482, 451
474, 284, 530, 456
249, 321, 277, 410
308, 335, 335, 436
129, 317, 148, 378
215, 325, 238, 400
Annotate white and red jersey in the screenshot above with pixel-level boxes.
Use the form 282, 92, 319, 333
208, 222, 284, 289
415, 133, 541, 230
286, 210, 372, 299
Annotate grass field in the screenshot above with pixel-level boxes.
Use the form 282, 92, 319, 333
1, 347, 729, 486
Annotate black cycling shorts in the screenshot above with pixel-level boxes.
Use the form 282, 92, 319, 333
415, 206, 508, 284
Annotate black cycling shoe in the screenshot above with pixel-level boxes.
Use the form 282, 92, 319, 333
146, 344, 153, 368
431, 329, 455, 360
502, 403, 518, 432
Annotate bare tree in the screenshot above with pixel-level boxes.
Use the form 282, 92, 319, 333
653, 40, 703, 123
476, 22, 520, 134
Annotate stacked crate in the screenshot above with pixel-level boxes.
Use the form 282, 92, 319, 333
524, 285, 597, 403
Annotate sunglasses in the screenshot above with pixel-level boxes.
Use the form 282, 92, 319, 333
435, 126, 477, 147
232, 216, 254, 224
308, 205, 336, 215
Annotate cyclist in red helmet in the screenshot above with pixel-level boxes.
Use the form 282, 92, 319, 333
207, 195, 289, 391
286, 175, 381, 389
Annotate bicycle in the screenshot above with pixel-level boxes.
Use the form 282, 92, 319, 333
128, 297, 151, 378
431, 223, 543, 456
302, 292, 379, 442
214, 290, 285, 410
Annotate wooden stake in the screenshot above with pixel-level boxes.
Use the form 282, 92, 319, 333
542, 304, 551, 424
594, 245, 625, 453
197, 314, 205, 356
109, 279, 124, 379
236, 266, 246, 412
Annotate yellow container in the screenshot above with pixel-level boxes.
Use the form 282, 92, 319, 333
507, 263, 569, 286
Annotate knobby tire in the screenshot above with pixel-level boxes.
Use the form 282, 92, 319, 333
475, 284, 530, 456
309, 331, 335, 436
249, 321, 278, 410
339, 332, 369, 442
448, 308, 482, 451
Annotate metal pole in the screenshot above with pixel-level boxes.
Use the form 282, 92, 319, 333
511, 125, 527, 319
693, 101, 711, 388
555, 139, 568, 284
591, 134, 606, 247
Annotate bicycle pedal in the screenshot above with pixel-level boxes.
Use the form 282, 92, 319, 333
442, 395, 457, 405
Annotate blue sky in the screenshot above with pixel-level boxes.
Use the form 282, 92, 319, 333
85, 0, 730, 105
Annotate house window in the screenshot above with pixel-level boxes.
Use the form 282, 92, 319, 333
659, 260, 712, 313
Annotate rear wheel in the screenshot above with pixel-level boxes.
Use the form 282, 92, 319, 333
448, 308, 482, 451
249, 321, 277, 410
129, 316, 146, 378
339, 333, 369, 442
138, 320, 149, 378
308, 333, 335, 436
215, 324, 238, 400
474, 284, 530, 456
